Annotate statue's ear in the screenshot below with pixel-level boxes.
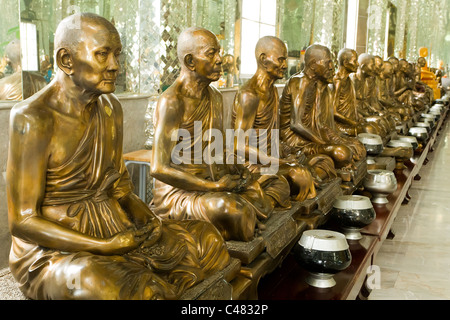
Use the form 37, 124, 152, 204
184, 53, 195, 71
56, 48, 74, 75
308, 58, 317, 71
259, 53, 267, 67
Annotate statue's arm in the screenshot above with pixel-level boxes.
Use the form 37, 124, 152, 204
233, 90, 278, 164
282, 80, 325, 144
7, 106, 147, 256
333, 79, 358, 126
150, 94, 236, 192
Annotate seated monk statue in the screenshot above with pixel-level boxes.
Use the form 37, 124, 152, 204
378, 60, 410, 122
351, 53, 393, 138
6, 13, 230, 300
388, 56, 419, 116
231, 35, 317, 203
418, 47, 440, 100
396, 59, 428, 112
365, 55, 400, 129
415, 58, 434, 105
151, 27, 279, 242
0, 40, 47, 100
279, 44, 366, 180
332, 48, 380, 137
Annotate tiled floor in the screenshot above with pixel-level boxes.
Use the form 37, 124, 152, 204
369, 119, 450, 300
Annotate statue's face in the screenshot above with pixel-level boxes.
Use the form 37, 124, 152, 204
374, 57, 383, 75
417, 57, 426, 68
344, 51, 359, 73
71, 24, 122, 94
381, 64, 393, 79
263, 40, 288, 80
361, 58, 375, 77
191, 31, 222, 82
389, 58, 399, 72
399, 61, 409, 73
313, 52, 335, 83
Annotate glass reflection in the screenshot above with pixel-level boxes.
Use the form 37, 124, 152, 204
0, 0, 22, 101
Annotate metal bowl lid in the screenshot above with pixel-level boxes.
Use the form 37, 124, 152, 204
357, 133, 383, 145
421, 113, 434, 118
298, 230, 349, 252
397, 135, 418, 144
333, 195, 373, 210
415, 122, 431, 128
387, 139, 413, 148
409, 127, 428, 133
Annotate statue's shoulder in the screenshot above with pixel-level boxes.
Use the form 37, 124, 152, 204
10, 90, 54, 135
208, 84, 222, 97
287, 72, 305, 87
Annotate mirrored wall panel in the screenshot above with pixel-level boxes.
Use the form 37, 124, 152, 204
0, 1, 21, 101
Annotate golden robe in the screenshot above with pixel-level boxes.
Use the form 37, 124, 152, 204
9, 94, 230, 300
152, 85, 276, 241
281, 73, 365, 163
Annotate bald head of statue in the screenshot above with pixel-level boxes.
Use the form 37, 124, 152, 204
176, 27, 222, 82
254, 36, 287, 79
304, 44, 334, 83
388, 56, 399, 72
54, 12, 122, 94
4, 40, 21, 72
380, 60, 394, 79
373, 55, 384, 75
337, 48, 358, 73
358, 53, 375, 76
54, 13, 119, 59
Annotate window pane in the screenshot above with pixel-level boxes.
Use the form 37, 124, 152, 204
259, 24, 276, 38
240, 19, 260, 76
260, 0, 277, 25
242, 0, 260, 21
20, 22, 39, 72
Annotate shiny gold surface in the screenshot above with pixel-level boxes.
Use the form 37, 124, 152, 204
280, 44, 365, 180
6, 14, 230, 300
231, 36, 317, 203
351, 53, 393, 138
151, 27, 277, 242
333, 48, 379, 137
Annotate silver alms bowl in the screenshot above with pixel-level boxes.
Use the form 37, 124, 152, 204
293, 230, 351, 288
363, 169, 398, 204
357, 133, 384, 156
332, 195, 376, 240
408, 127, 428, 142
397, 135, 419, 150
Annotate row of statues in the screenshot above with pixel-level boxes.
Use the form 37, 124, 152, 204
6, 13, 439, 300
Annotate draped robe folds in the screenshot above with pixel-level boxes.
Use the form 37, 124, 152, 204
333, 74, 360, 136
280, 73, 365, 164
152, 85, 275, 240
9, 94, 230, 300
231, 85, 315, 204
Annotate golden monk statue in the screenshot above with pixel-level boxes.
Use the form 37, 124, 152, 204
0, 40, 47, 100
332, 48, 380, 137
418, 47, 440, 100
231, 36, 317, 203
351, 53, 393, 138
377, 59, 410, 122
279, 44, 366, 179
151, 27, 280, 242
7, 13, 230, 300
396, 59, 428, 112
